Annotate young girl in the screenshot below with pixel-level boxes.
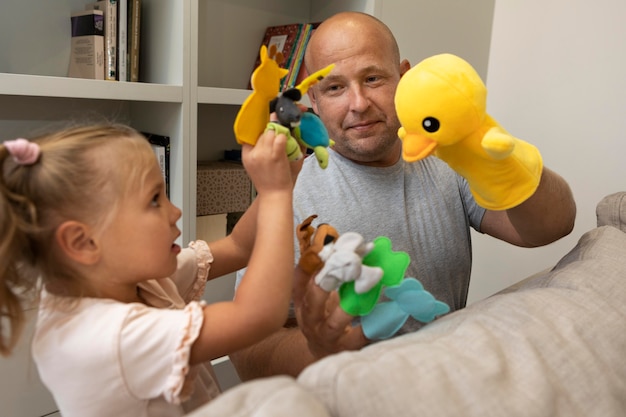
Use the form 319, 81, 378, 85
0, 123, 295, 416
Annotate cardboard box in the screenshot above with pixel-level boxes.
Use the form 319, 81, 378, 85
197, 162, 252, 215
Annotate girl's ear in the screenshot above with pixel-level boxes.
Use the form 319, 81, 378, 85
55, 221, 100, 265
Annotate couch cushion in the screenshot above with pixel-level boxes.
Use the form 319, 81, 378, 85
187, 376, 330, 417
596, 191, 626, 231
298, 225, 626, 417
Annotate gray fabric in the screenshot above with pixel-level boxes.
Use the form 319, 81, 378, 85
596, 191, 626, 231
196, 193, 626, 417
186, 376, 330, 417
235, 150, 485, 331
297, 225, 626, 417
293, 149, 485, 320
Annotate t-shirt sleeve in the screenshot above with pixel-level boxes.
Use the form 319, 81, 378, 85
458, 175, 486, 232
118, 301, 205, 404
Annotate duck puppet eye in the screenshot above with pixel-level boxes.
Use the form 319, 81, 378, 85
422, 117, 440, 133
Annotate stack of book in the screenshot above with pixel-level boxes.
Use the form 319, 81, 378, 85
69, 0, 142, 82
291, 22, 320, 88
248, 22, 320, 91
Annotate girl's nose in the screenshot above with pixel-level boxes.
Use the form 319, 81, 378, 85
169, 201, 182, 223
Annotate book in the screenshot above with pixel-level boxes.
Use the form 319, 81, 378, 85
143, 132, 170, 197
283, 22, 315, 89
117, 0, 128, 81
128, 0, 141, 82
86, 0, 117, 80
293, 22, 321, 88
68, 10, 105, 80
248, 23, 306, 91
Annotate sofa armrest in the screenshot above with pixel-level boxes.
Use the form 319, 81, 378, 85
596, 191, 626, 231
297, 226, 626, 417
187, 376, 330, 417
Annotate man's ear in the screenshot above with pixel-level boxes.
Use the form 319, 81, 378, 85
55, 221, 100, 265
400, 59, 411, 77
307, 89, 319, 114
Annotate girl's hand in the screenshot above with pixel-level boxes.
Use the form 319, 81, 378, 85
241, 128, 292, 195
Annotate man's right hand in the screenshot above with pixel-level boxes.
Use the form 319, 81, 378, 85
231, 265, 370, 381
293, 266, 369, 359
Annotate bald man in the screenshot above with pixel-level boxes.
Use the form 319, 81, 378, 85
230, 11, 575, 380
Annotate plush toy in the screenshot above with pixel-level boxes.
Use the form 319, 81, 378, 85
297, 112, 335, 169
338, 236, 409, 316
296, 214, 339, 275
297, 216, 450, 340
233, 45, 335, 168
233, 44, 288, 146
361, 278, 450, 340
394, 53, 543, 210
314, 232, 383, 294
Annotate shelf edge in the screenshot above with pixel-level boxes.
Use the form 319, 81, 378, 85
0, 73, 183, 103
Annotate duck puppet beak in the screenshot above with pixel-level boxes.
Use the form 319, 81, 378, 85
400, 132, 437, 162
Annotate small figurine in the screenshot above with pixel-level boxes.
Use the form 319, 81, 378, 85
296, 216, 450, 340
233, 45, 336, 168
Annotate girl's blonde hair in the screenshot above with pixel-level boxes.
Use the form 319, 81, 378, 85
0, 123, 155, 355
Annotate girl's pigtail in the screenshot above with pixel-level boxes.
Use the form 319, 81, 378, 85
0, 142, 39, 356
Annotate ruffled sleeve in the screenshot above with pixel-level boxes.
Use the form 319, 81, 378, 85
170, 240, 214, 303
163, 300, 207, 403
119, 300, 219, 404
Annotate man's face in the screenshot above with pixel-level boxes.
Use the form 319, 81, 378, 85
306, 24, 405, 166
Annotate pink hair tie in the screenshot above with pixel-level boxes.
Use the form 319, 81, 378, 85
4, 138, 41, 165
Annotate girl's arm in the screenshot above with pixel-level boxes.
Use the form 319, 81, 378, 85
189, 129, 295, 364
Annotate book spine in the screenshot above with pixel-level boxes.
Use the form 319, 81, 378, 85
87, 1, 117, 80
105, 0, 117, 80
293, 23, 320, 88
143, 132, 170, 197
118, 0, 128, 81
151, 144, 166, 184
129, 0, 141, 82
286, 23, 312, 89
68, 10, 105, 80
279, 24, 303, 91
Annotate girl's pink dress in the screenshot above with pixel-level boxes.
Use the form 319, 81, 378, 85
32, 240, 221, 417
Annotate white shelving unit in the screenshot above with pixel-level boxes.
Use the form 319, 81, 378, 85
1, 0, 495, 415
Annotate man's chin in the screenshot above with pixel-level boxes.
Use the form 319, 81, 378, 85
337, 141, 399, 166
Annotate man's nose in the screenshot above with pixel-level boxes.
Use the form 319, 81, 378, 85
348, 85, 370, 112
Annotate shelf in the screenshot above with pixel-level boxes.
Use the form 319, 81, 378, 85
196, 86, 312, 107
197, 87, 251, 106
0, 73, 183, 103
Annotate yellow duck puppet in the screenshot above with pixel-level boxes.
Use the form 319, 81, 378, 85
395, 53, 543, 210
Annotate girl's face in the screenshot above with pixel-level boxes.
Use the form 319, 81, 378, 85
96, 149, 182, 294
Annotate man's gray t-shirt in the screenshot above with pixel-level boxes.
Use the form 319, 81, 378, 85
293, 149, 484, 331
238, 148, 485, 333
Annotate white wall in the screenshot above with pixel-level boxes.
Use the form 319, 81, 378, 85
468, 0, 626, 303
379, 0, 495, 80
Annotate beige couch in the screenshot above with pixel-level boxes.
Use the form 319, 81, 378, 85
190, 192, 626, 417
